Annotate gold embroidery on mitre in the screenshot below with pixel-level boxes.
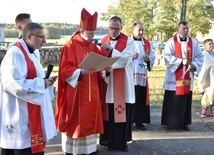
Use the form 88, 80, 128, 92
31, 134, 44, 146
176, 79, 191, 87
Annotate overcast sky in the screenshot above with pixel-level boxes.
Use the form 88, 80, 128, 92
0, 0, 118, 26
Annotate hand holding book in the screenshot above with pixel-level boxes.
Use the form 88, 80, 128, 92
97, 43, 113, 52
81, 68, 95, 75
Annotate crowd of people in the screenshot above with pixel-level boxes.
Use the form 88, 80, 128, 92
0, 7, 211, 155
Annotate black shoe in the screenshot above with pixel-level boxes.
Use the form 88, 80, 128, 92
183, 125, 190, 131
107, 146, 129, 152
107, 147, 117, 151
168, 127, 183, 131
136, 123, 146, 130
120, 146, 129, 152
100, 141, 108, 146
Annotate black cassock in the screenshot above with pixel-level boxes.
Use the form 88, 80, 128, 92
161, 90, 192, 129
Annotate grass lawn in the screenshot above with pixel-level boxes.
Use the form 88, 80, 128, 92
148, 65, 201, 108
46, 63, 202, 109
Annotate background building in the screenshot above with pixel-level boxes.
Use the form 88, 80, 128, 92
0, 24, 5, 42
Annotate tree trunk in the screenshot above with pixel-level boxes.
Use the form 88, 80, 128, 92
180, 0, 187, 21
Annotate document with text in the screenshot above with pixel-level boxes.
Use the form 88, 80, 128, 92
78, 52, 120, 72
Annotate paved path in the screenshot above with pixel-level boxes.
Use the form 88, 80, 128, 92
44, 108, 214, 155
1, 108, 211, 155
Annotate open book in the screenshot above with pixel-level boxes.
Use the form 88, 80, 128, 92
78, 52, 119, 72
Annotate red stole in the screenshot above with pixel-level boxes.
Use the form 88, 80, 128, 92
15, 42, 45, 153
142, 37, 150, 105
174, 36, 192, 95
101, 33, 128, 123
142, 37, 150, 55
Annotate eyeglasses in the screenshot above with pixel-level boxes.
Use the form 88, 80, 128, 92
109, 27, 121, 31
31, 33, 46, 39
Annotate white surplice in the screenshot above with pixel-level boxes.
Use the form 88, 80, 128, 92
104, 37, 136, 104
132, 40, 156, 86
198, 50, 214, 108
0, 70, 2, 143
163, 34, 203, 91
7, 38, 41, 62
0, 39, 57, 149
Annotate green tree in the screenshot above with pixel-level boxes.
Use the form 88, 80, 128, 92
187, 0, 214, 38
44, 25, 61, 39
4, 28, 18, 38
101, 0, 214, 41
154, 0, 180, 41
100, 0, 158, 39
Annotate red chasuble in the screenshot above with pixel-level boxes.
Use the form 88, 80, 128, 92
174, 36, 192, 95
142, 37, 150, 105
101, 33, 128, 123
55, 31, 104, 138
15, 42, 44, 153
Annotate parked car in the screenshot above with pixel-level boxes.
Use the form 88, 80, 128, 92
156, 42, 166, 50
199, 43, 204, 51
149, 41, 160, 50
154, 42, 166, 55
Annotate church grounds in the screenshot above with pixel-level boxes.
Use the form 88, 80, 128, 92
47, 64, 202, 109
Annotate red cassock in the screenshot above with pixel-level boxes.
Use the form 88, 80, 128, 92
55, 31, 105, 138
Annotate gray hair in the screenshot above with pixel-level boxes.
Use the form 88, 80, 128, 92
133, 22, 144, 28
23, 22, 44, 40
